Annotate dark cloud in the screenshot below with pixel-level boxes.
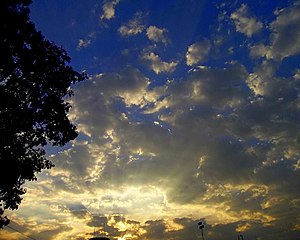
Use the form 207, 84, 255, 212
87, 215, 108, 227
142, 220, 166, 240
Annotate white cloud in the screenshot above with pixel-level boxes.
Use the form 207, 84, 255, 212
146, 26, 169, 45
118, 12, 145, 37
186, 39, 211, 66
77, 39, 91, 50
76, 32, 97, 50
142, 52, 178, 74
230, 4, 263, 37
101, 0, 120, 20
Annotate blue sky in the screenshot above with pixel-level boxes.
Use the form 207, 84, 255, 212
1, 0, 300, 239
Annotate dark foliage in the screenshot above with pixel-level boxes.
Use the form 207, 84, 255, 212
0, 0, 86, 211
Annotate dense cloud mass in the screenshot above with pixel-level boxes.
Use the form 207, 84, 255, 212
2, 1, 300, 239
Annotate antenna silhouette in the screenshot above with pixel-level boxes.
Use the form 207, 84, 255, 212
198, 221, 205, 240
238, 234, 244, 240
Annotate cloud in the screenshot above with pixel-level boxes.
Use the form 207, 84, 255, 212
31, 225, 72, 240
5, 58, 300, 239
87, 215, 108, 228
230, 4, 263, 37
249, 44, 269, 58
118, 12, 145, 37
268, 4, 300, 59
77, 32, 97, 50
67, 64, 251, 207
161, 63, 248, 109
142, 220, 167, 239
186, 39, 211, 66
141, 52, 178, 74
146, 26, 169, 45
6, 0, 300, 235
101, 0, 120, 20
77, 39, 92, 49
251, 4, 300, 60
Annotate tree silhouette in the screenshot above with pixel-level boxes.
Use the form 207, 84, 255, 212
0, 0, 86, 213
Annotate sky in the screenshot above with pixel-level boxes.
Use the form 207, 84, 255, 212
1, 0, 300, 239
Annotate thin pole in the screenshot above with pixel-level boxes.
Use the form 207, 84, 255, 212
201, 228, 205, 240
